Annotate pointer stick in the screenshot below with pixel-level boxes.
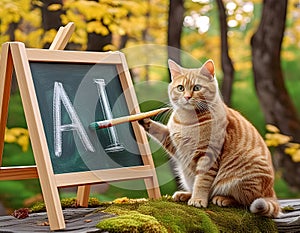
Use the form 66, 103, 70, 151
89, 107, 170, 129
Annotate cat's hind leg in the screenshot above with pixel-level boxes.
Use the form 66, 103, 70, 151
172, 191, 192, 202
212, 195, 238, 207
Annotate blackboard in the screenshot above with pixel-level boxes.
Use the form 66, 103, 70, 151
30, 62, 143, 174
5, 43, 160, 230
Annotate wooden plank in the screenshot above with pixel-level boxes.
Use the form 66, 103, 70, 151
55, 165, 153, 187
0, 43, 13, 164
49, 22, 75, 51
10, 42, 65, 230
76, 185, 91, 207
26, 49, 123, 64
0, 166, 38, 180
274, 199, 300, 232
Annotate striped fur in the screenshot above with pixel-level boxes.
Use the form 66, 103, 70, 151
140, 59, 281, 218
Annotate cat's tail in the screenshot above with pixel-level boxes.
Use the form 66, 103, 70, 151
250, 197, 281, 218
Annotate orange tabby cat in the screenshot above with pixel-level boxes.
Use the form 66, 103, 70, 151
139, 59, 281, 218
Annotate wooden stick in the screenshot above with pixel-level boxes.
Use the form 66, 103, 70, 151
89, 107, 169, 129
49, 22, 75, 50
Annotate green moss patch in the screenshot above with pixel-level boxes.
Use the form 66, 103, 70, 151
96, 211, 168, 233
30, 197, 103, 213
100, 197, 276, 233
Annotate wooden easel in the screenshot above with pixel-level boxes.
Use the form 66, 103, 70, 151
0, 22, 75, 229
0, 23, 161, 231
0, 22, 75, 180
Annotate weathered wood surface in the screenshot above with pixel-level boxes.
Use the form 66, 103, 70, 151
0, 208, 113, 233
0, 199, 299, 232
275, 199, 300, 233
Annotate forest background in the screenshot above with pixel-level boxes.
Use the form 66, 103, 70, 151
1, 0, 300, 214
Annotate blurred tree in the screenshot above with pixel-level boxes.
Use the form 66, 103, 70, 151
167, 0, 184, 69
216, 0, 234, 106
251, 0, 300, 190
61, 0, 161, 52
86, 0, 112, 51
40, 0, 64, 49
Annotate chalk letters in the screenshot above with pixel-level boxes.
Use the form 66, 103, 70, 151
53, 82, 95, 157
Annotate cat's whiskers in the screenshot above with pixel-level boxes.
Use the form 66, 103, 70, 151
195, 100, 209, 113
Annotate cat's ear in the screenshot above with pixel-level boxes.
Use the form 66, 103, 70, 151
200, 59, 215, 80
168, 59, 182, 79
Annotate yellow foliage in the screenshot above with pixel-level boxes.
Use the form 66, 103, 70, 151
0, 0, 169, 52
113, 197, 130, 204
42, 29, 57, 45
87, 21, 110, 35
266, 124, 280, 133
265, 133, 291, 147
102, 44, 117, 51
233, 61, 252, 72
285, 147, 300, 163
112, 197, 148, 204
265, 125, 300, 163
4, 134, 16, 143
281, 50, 296, 61
4, 127, 29, 152
17, 135, 29, 152
47, 4, 62, 11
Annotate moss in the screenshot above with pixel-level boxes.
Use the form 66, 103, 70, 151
99, 197, 277, 233
206, 204, 277, 233
137, 200, 218, 233
282, 205, 295, 212
30, 201, 46, 213
30, 196, 277, 233
61, 197, 77, 208
30, 197, 103, 213
96, 211, 168, 233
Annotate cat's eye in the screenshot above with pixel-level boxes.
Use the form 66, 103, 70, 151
193, 84, 202, 91
177, 85, 185, 92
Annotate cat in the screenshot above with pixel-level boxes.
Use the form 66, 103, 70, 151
139, 59, 281, 218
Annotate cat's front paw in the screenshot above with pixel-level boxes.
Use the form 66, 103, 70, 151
188, 198, 208, 208
138, 118, 152, 132
172, 191, 192, 202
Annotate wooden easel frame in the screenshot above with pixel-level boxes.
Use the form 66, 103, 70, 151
0, 26, 160, 231
0, 22, 74, 179
49, 22, 75, 50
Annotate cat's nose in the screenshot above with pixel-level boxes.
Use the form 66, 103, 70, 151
184, 96, 191, 101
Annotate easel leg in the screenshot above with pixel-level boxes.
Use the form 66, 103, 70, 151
76, 185, 91, 207
0, 43, 13, 163
144, 176, 161, 199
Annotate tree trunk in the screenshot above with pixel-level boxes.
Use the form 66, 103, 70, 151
87, 29, 112, 52
41, 0, 64, 49
216, 0, 234, 106
251, 0, 300, 189
7, 22, 19, 94
86, 0, 112, 52
167, 0, 184, 81
167, 0, 184, 185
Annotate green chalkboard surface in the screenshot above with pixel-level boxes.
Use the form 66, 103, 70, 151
30, 62, 143, 174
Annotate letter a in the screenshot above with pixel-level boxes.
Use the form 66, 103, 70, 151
53, 82, 95, 157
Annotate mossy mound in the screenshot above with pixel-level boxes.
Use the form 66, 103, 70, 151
96, 211, 168, 233
99, 197, 277, 233
30, 196, 277, 232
